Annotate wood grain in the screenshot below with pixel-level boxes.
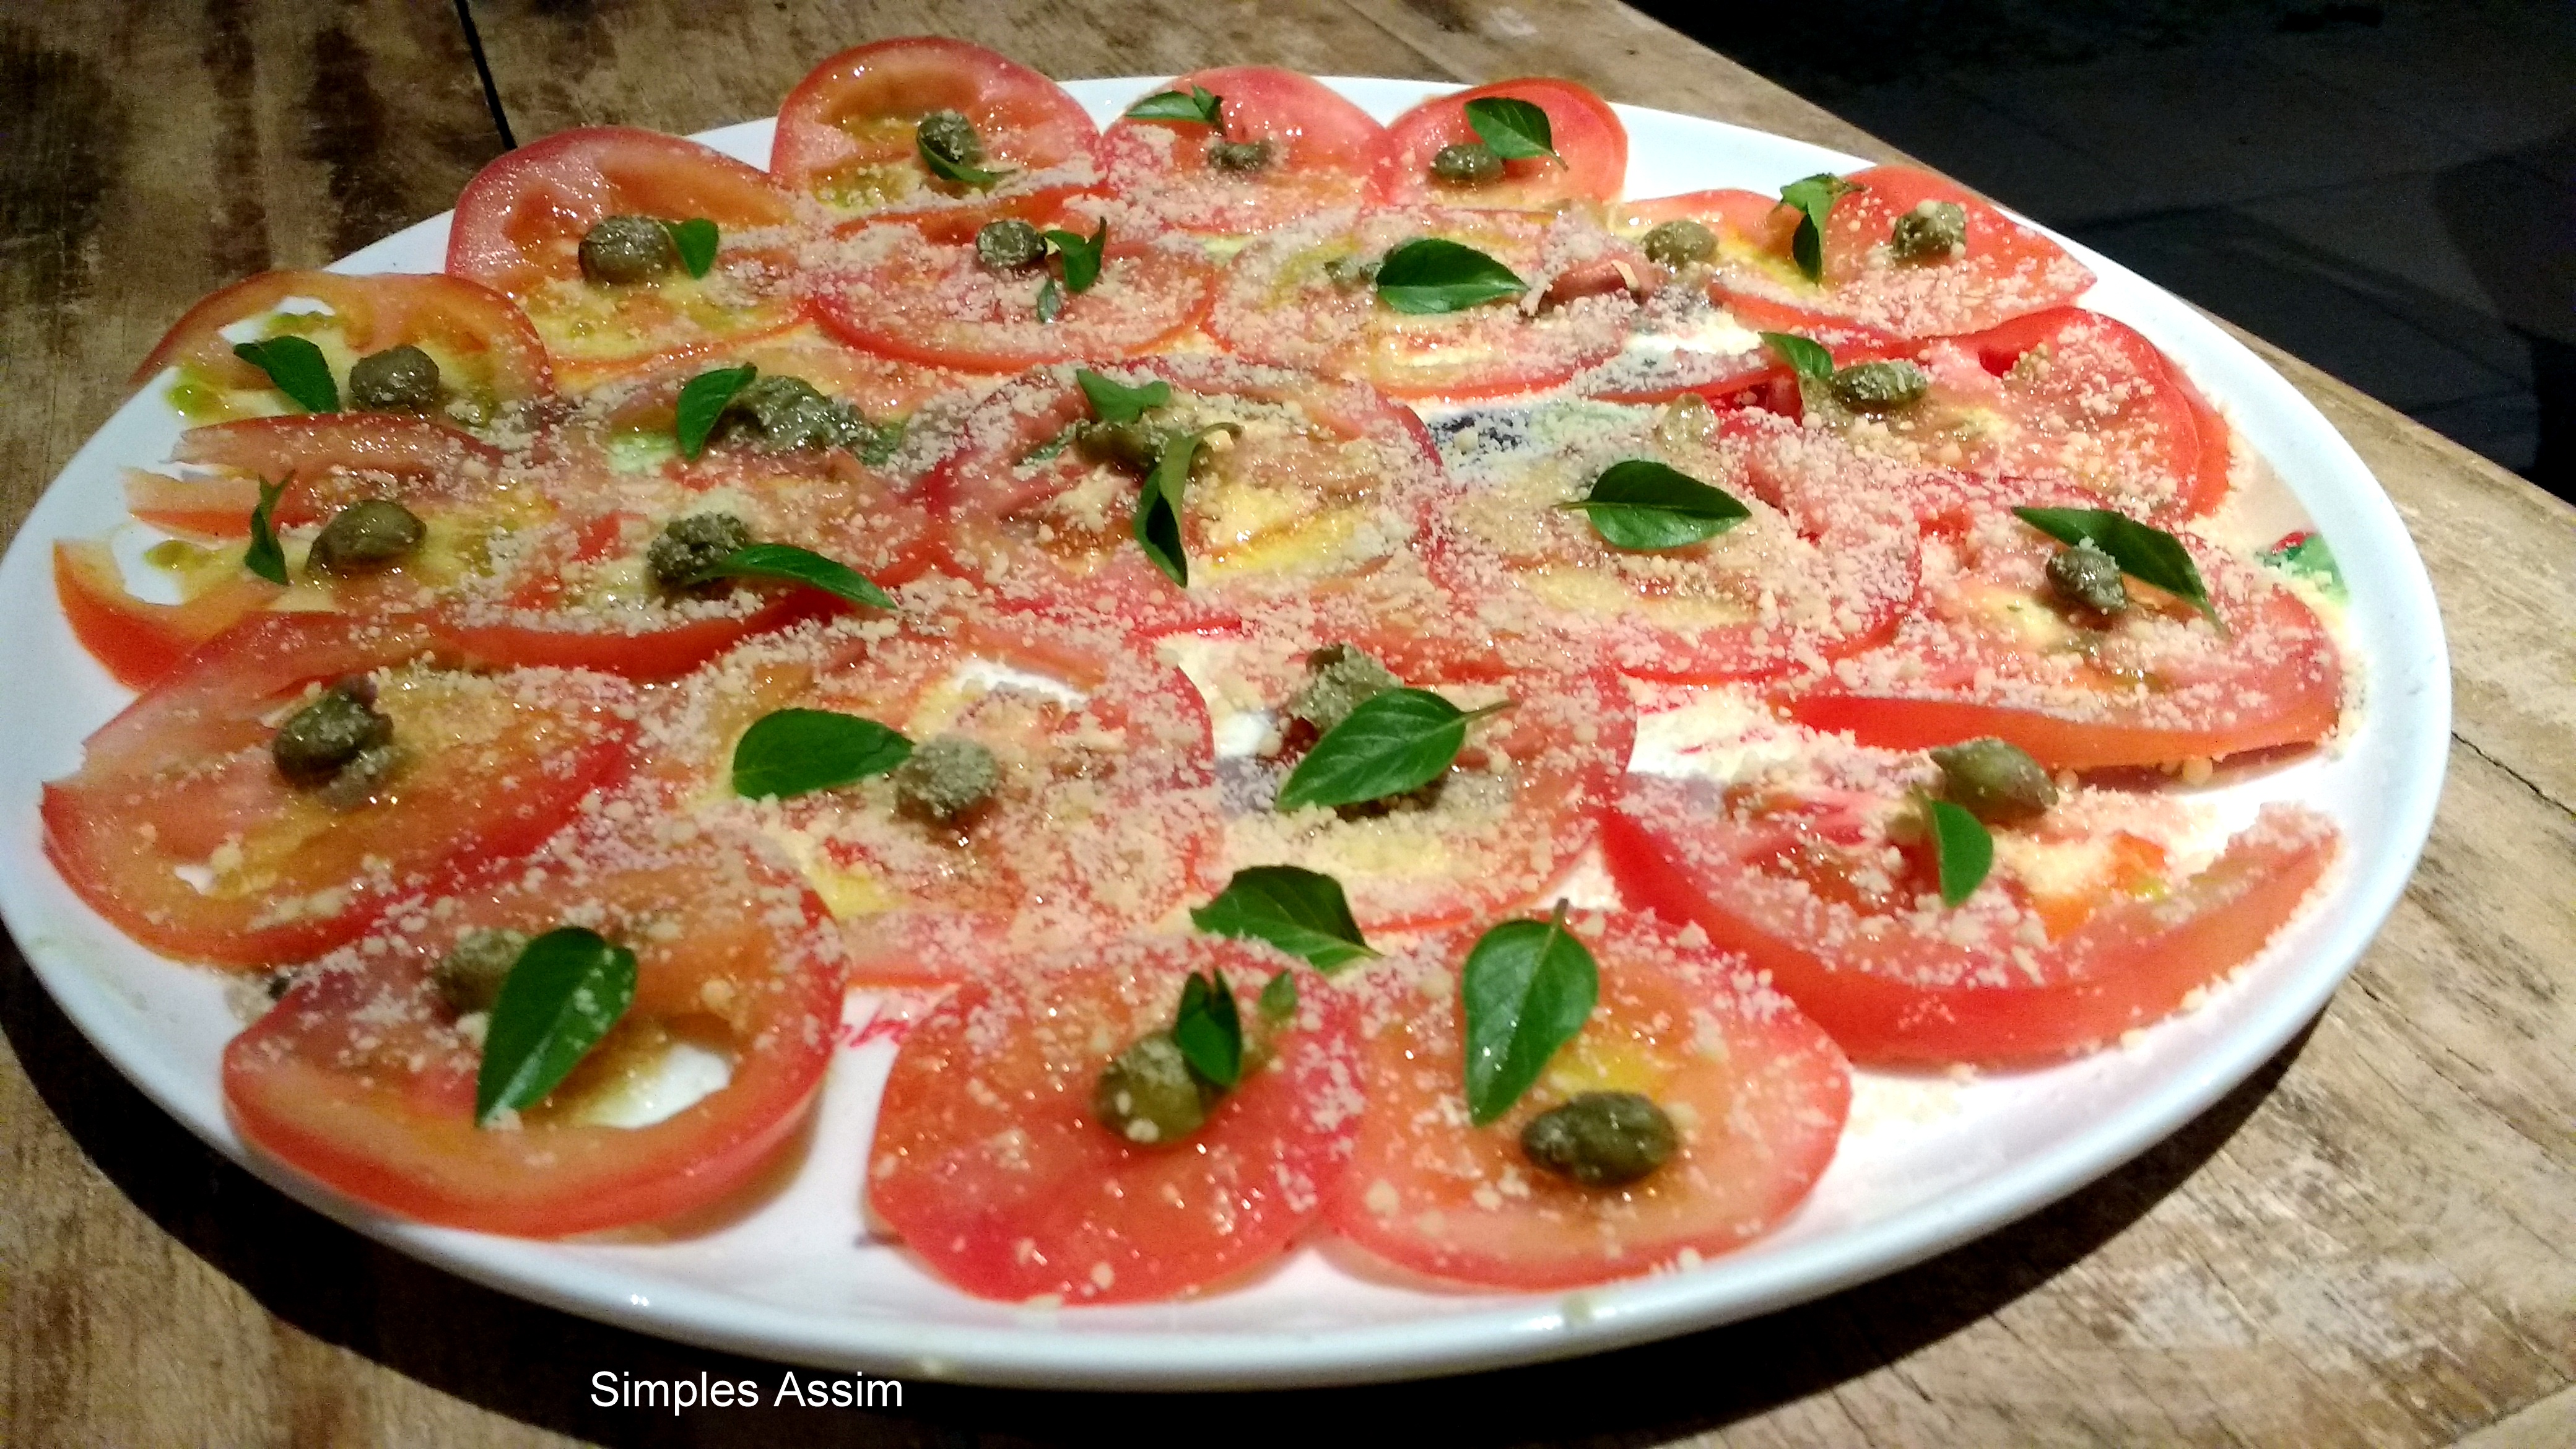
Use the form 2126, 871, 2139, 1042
2, 1, 2570, 1445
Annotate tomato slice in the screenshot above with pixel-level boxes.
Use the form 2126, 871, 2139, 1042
132, 270, 550, 424
222, 815, 845, 1235
43, 612, 637, 967
867, 938, 1357, 1303
771, 37, 1099, 222
1329, 918, 1848, 1287
1603, 744, 2340, 1064
1206, 207, 1635, 399
446, 128, 803, 381
1376, 79, 1627, 211
53, 540, 284, 689
1101, 67, 1383, 233
139, 414, 508, 535
1777, 489, 2344, 769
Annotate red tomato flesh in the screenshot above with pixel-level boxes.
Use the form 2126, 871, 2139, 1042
1375, 79, 1628, 211
771, 37, 1099, 220
53, 540, 282, 689
1102, 67, 1385, 233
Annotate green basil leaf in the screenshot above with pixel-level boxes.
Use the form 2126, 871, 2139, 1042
1076, 368, 1172, 424
1044, 219, 1108, 294
1172, 970, 1243, 1089
1778, 173, 1859, 283
686, 541, 895, 610
474, 927, 638, 1126
731, 707, 913, 801
2014, 505, 2221, 626
1190, 866, 1377, 972
1461, 902, 1598, 1125
1558, 458, 1751, 550
244, 476, 290, 585
1258, 968, 1299, 1023
1037, 276, 1064, 323
1373, 238, 1526, 315
1925, 798, 1993, 908
661, 217, 720, 278
1126, 85, 1223, 126
1759, 330, 1836, 382
232, 336, 338, 412
676, 363, 757, 460
1464, 95, 1556, 161
2262, 531, 2346, 602
1275, 687, 1510, 812
1133, 428, 1202, 587
918, 135, 1009, 190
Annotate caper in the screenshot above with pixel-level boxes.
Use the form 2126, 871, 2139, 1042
893, 734, 998, 822
307, 498, 426, 573
1094, 1031, 1219, 1146
915, 109, 984, 168
1322, 253, 1380, 290
1890, 199, 1968, 264
723, 373, 864, 451
1206, 138, 1274, 173
578, 214, 679, 285
347, 345, 442, 412
2047, 542, 2128, 616
1930, 736, 2058, 824
1640, 219, 1718, 269
271, 679, 394, 788
1286, 643, 1398, 734
432, 927, 530, 1016
647, 511, 753, 590
315, 743, 405, 811
1429, 142, 1504, 186
1828, 359, 1930, 412
1520, 1090, 1677, 1187
974, 217, 1046, 272
1072, 418, 1169, 474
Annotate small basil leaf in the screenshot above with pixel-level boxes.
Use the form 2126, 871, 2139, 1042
1759, 330, 1836, 382
232, 336, 339, 412
1373, 238, 1526, 315
1778, 173, 1859, 283
2262, 531, 2346, 603
244, 476, 290, 585
1275, 688, 1510, 812
1126, 85, 1224, 126
1464, 95, 1556, 161
1258, 969, 1299, 1023
676, 363, 757, 460
686, 541, 895, 610
1044, 219, 1108, 294
1558, 458, 1751, 550
918, 136, 1009, 190
1037, 276, 1064, 323
731, 708, 913, 801
1190, 866, 1377, 972
1172, 970, 1243, 1089
1461, 902, 1598, 1126
2014, 505, 2221, 626
474, 927, 638, 1126
1925, 798, 1993, 908
661, 217, 720, 278
1133, 428, 1203, 587
1076, 368, 1172, 424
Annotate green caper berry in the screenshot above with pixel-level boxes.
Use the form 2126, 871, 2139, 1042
1206, 138, 1274, 173
315, 742, 404, 812
1829, 359, 1931, 412
271, 680, 393, 788
1520, 1090, 1677, 1188
1094, 1031, 1219, 1146
972, 217, 1046, 272
647, 511, 754, 590
915, 109, 984, 167
1286, 643, 1399, 734
347, 345, 442, 412
723, 373, 864, 451
2047, 542, 2129, 616
307, 498, 426, 573
893, 734, 998, 822
1930, 737, 2059, 825
1322, 253, 1380, 290
1072, 418, 1170, 474
1640, 219, 1718, 269
577, 215, 679, 285
432, 928, 531, 1016
1429, 142, 1504, 186
1890, 199, 1968, 263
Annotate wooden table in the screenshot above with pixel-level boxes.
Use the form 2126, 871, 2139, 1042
4, 2, 2569, 1444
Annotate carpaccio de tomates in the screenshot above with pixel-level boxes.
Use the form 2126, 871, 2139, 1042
50, 39, 2356, 1305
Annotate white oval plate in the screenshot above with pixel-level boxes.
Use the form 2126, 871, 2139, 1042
0, 78, 2448, 1390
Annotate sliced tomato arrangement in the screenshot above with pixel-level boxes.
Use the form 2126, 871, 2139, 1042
772, 37, 1098, 222
1376, 79, 1628, 211
223, 816, 845, 1235
1331, 918, 1849, 1287
43, 612, 637, 967
1100, 67, 1384, 233
53, 541, 284, 689
131, 413, 508, 536
868, 938, 1357, 1303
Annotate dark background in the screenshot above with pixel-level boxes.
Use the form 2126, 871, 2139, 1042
1632, 0, 2576, 497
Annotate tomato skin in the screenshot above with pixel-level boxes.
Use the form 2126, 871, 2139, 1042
428, 588, 837, 682
1603, 780, 2338, 1064
771, 37, 1097, 220
222, 821, 845, 1235
1102, 67, 1384, 233
147, 414, 508, 534
1377, 79, 1628, 211
1328, 919, 1848, 1289
53, 540, 282, 688
131, 270, 550, 401
867, 939, 1358, 1303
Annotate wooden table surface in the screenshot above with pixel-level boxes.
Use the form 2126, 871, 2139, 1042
4, 2, 2570, 1445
